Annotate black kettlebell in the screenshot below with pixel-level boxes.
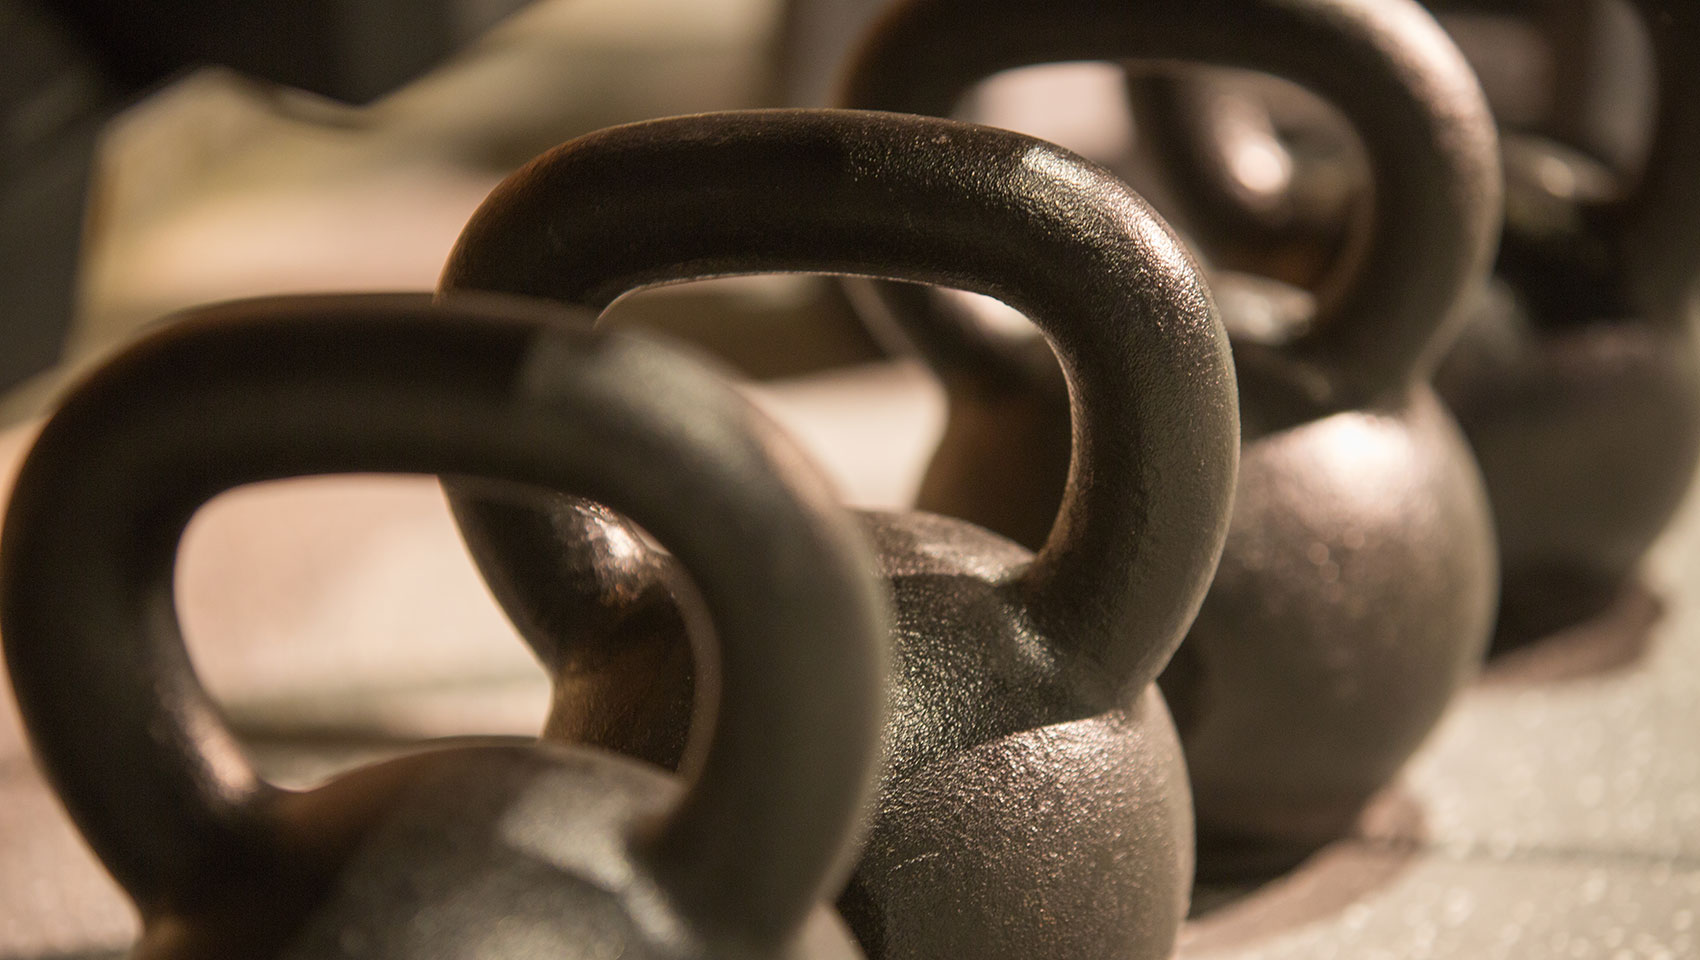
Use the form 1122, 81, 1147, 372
0, 292, 888, 959
1128, 0, 1700, 648
438, 110, 1240, 960
839, 0, 1501, 877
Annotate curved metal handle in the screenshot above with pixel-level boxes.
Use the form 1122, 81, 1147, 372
442, 108, 1238, 692
0, 293, 888, 947
840, 0, 1502, 406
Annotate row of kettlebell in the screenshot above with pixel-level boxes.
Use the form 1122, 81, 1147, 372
5, 0, 1696, 959
778, 0, 1700, 643
458, 0, 1510, 898
443, 0, 1700, 941
784, 0, 1700, 870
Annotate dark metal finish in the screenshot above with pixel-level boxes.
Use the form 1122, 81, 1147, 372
838, 0, 1502, 877
0, 293, 888, 959
439, 109, 1240, 960
1435, 139, 1700, 646
1129, 0, 1700, 648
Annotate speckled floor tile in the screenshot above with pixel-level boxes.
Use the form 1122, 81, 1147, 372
1183, 846, 1700, 960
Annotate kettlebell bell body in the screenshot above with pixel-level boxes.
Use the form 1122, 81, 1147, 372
837, 0, 1502, 875
437, 110, 1240, 960
1, 294, 888, 959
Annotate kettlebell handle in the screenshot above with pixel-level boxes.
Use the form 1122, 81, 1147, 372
442, 108, 1239, 692
0, 293, 887, 944
1129, 0, 1699, 328
840, 0, 1503, 407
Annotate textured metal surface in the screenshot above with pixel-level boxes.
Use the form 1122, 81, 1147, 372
438, 109, 1241, 960
1432, 263, 1700, 647
0, 294, 888, 958
837, 0, 1502, 876
1128, 0, 1660, 262
1173, 486, 1700, 957
1127, 0, 1700, 648
0, 738, 441, 960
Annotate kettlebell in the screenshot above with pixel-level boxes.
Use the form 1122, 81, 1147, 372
0, 292, 888, 959
438, 109, 1240, 960
838, 0, 1501, 877
1128, 0, 1700, 648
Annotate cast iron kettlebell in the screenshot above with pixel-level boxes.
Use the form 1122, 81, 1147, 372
839, 0, 1501, 877
438, 110, 1240, 960
0, 293, 888, 959
1129, 0, 1700, 648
